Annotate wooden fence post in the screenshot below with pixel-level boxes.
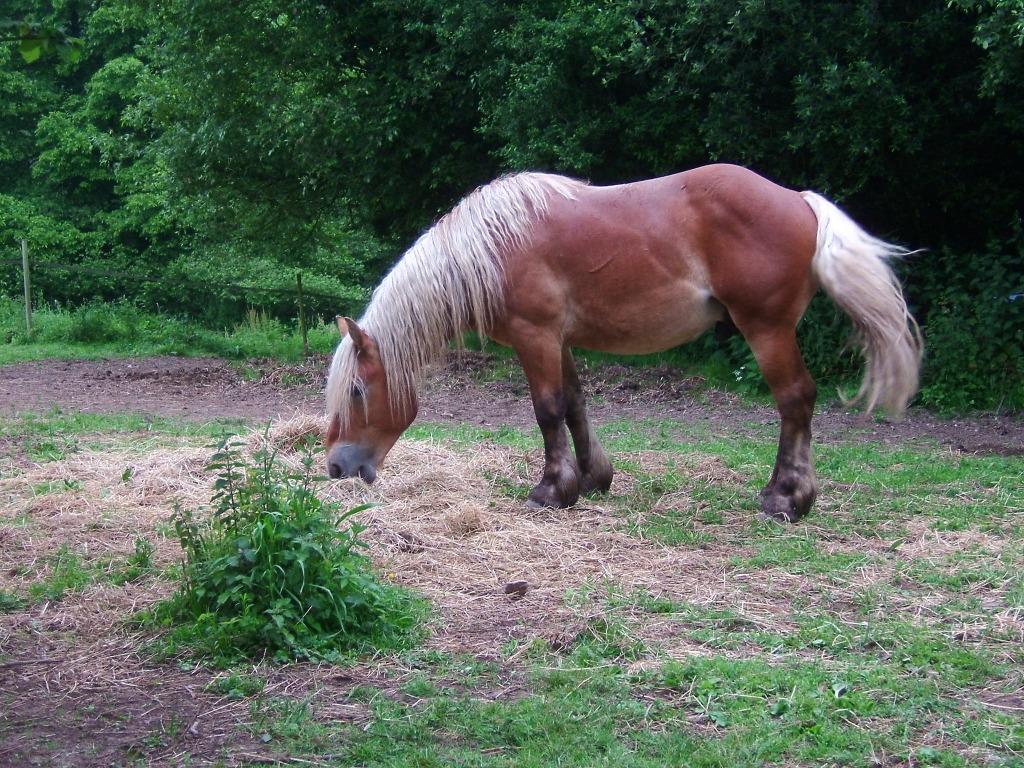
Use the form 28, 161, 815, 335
21, 239, 32, 338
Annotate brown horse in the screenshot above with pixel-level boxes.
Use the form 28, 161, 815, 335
325, 164, 921, 522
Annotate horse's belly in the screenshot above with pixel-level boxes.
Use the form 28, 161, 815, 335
565, 282, 724, 354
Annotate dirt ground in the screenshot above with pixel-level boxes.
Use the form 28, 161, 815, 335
0, 354, 1021, 767
0, 353, 1022, 455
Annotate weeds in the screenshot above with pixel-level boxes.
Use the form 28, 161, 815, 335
146, 435, 426, 663
0, 297, 341, 364
26, 545, 93, 602
111, 537, 157, 585
0, 588, 25, 613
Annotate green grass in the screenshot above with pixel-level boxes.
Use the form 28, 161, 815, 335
7, 539, 159, 606
25, 545, 95, 603
405, 421, 532, 448
1, 356, 1021, 765
0, 297, 340, 364
240, 649, 1017, 767
308, 417, 1023, 767
1, 407, 248, 442
0, 409, 254, 491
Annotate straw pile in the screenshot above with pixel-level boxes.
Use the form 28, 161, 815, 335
3, 415, 1020, 766
2, 415, 1018, 670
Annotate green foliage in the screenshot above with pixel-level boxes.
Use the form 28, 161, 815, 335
0, 19, 83, 63
1, 1, 377, 324
150, 436, 425, 663
2, 0, 1024, 413
0, 296, 344, 362
64, 298, 140, 343
953, 0, 1024, 103
111, 537, 157, 585
917, 232, 1024, 412
205, 672, 266, 699
0, 588, 26, 613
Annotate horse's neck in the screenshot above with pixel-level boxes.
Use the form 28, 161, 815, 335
361, 272, 461, 408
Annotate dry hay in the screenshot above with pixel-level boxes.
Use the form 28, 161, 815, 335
2, 414, 1019, 672
2, 416, 1022, 768
311, 434, 733, 659
0, 416, 757, 672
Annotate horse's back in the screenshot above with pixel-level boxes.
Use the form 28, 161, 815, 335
497, 171, 718, 352
493, 165, 819, 354
539, 164, 817, 280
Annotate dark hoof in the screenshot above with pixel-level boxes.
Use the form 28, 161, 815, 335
527, 482, 577, 509
759, 493, 806, 524
579, 475, 612, 497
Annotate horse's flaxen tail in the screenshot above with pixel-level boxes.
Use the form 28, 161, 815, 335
801, 191, 923, 417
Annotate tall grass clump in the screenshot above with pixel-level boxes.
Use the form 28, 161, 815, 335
0, 297, 343, 363
148, 436, 425, 664
213, 308, 314, 360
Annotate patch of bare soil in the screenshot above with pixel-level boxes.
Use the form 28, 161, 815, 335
425, 353, 1024, 456
0, 356, 324, 423
2, 352, 1020, 454
0, 354, 1021, 766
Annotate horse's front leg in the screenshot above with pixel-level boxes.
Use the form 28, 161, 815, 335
527, 390, 581, 508
515, 342, 581, 508
562, 349, 613, 496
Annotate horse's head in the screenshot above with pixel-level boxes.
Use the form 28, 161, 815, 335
324, 317, 417, 483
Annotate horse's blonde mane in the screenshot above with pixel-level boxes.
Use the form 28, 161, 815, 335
326, 172, 584, 425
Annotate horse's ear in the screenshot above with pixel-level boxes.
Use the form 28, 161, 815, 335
334, 316, 346, 336
342, 317, 369, 355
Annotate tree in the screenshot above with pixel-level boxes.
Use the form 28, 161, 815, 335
1, 1, 370, 318
2, 0, 1021, 408
136, 0, 1022, 253
0, 18, 83, 62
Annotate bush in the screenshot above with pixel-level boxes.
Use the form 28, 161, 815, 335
67, 299, 141, 344
150, 435, 425, 663
916, 235, 1024, 413
919, 297, 1024, 413
0, 298, 344, 362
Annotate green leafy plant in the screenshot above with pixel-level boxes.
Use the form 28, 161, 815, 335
0, 588, 25, 613
918, 235, 1024, 412
205, 672, 266, 699
0, 19, 84, 63
111, 537, 156, 585
150, 435, 425, 663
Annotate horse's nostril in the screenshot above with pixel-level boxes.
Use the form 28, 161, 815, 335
326, 443, 379, 484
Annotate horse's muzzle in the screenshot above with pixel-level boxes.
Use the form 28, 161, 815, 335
326, 443, 377, 484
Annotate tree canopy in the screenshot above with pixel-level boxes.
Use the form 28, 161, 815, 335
1, 18, 83, 62
2, 0, 1022, 410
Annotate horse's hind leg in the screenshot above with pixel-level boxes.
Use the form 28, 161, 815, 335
740, 325, 819, 522
562, 349, 613, 496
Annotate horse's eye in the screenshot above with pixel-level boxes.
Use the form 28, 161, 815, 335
350, 384, 366, 399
